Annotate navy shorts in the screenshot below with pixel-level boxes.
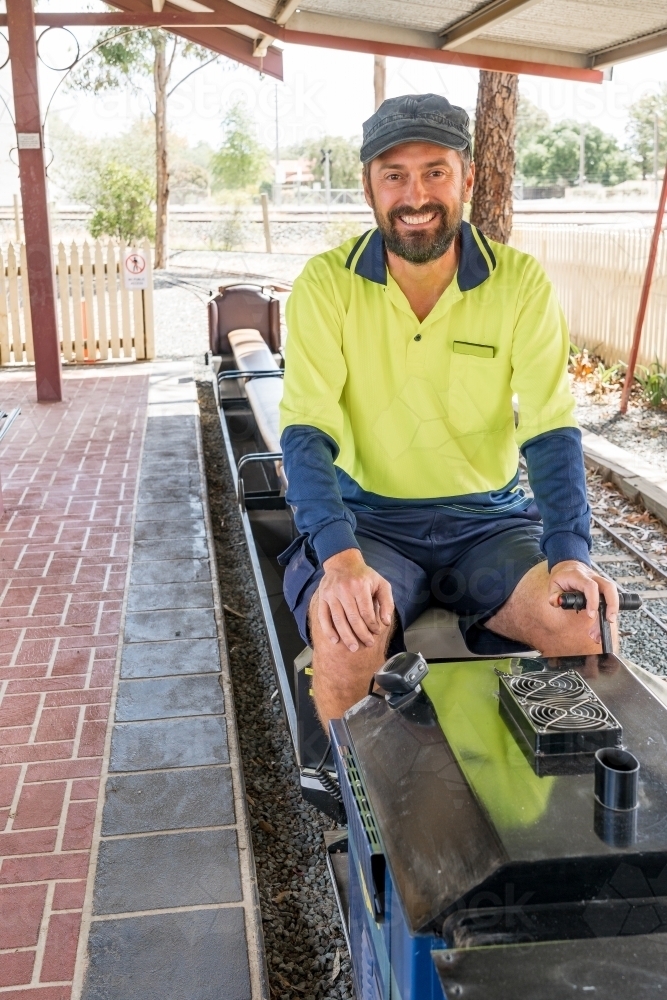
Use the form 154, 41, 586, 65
278, 504, 546, 656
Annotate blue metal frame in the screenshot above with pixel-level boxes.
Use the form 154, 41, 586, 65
331, 720, 447, 1000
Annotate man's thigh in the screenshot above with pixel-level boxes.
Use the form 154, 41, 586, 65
432, 521, 546, 656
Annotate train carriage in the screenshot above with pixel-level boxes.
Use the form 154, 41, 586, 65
208, 282, 667, 999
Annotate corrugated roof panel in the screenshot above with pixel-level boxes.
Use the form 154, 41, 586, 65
476, 0, 667, 54
297, 0, 477, 33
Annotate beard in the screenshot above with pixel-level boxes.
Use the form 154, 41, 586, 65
370, 194, 464, 265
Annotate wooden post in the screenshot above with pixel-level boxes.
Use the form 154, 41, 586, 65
13, 194, 21, 243
6, 0, 62, 400
57, 242, 72, 362
261, 193, 272, 253
142, 238, 155, 360
0, 249, 9, 365
620, 157, 667, 414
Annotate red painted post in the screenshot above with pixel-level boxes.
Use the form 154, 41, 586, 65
6, 0, 62, 402
620, 157, 667, 414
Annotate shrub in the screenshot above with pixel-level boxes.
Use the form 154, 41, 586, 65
89, 162, 155, 243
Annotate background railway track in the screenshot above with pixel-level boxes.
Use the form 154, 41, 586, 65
519, 463, 667, 674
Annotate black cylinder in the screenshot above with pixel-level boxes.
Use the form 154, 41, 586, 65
594, 798, 638, 848
594, 748, 639, 811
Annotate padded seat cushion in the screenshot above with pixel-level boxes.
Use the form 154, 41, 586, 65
403, 607, 487, 660
228, 328, 283, 454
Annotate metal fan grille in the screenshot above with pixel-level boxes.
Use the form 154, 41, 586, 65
505, 671, 618, 735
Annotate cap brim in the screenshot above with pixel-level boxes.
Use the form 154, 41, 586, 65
360, 126, 469, 164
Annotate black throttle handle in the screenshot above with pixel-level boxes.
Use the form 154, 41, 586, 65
559, 592, 642, 612
558, 591, 642, 655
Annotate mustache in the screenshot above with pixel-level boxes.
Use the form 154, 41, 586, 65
387, 202, 449, 223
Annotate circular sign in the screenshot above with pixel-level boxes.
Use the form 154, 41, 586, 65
125, 253, 146, 275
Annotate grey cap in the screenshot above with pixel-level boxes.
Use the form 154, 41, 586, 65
360, 93, 472, 164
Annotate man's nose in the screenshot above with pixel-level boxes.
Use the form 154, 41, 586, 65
403, 174, 431, 208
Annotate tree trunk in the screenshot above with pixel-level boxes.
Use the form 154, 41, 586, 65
373, 55, 386, 111
154, 34, 169, 269
470, 70, 518, 244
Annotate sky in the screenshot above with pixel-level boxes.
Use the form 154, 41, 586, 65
0, 18, 666, 198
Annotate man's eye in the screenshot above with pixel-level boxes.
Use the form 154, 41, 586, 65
386, 173, 401, 181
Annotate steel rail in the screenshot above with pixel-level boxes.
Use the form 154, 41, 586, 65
592, 515, 667, 637
592, 514, 667, 584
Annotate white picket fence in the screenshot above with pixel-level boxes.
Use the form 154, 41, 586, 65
510, 225, 667, 369
0, 239, 155, 365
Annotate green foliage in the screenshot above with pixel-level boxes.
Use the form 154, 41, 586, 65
89, 162, 155, 243
286, 135, 362, 189
625, 84, 667, 179
67, 29, 156, 93
635, 359, 667, 407
515, 96, 550, 156
210, 101, 268, 191
517, 120, 637, 187
67, 28, 210, 94
48, 114, 155, 204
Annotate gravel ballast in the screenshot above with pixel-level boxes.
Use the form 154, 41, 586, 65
197, 381, 353, 1000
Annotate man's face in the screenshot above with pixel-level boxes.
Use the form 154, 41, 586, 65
363, 142, 475, 264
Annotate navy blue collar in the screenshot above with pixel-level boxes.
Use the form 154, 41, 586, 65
345, 220, 496, 291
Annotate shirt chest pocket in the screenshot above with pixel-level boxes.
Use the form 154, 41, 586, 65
446, 349, 508, 434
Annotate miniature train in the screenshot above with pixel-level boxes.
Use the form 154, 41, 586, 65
208, 283, 667, 999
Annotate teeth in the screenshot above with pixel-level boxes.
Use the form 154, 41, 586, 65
400, 212, 437, 226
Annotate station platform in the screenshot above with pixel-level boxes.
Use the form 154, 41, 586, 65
0, 363, 266, 1000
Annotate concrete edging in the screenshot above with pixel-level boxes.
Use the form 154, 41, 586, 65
580, 428, 667, 526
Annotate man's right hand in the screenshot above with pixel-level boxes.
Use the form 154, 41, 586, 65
318, 548, 394, 652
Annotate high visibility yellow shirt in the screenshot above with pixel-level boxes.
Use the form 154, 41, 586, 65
280, 222, 577, 501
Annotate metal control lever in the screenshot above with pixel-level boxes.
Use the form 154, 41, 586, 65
558, 591, 642, 654
373, 651, 429, 710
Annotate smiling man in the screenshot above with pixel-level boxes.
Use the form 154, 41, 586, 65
278, 93, 618, 729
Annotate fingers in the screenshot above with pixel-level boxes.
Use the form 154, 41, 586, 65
598, 577, 620, 622
328, 597, 368, 652
317, 595, 340, 646
375, 577, 395, 626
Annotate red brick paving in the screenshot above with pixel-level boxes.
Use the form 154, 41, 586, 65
0, 370, 148, 997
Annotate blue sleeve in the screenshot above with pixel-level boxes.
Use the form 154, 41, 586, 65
521, 427, 591, 570
280, 424, 360, 565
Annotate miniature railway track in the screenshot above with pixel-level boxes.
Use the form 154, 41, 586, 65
590, 514, 667, 638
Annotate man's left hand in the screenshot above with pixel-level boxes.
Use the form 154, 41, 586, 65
548, 560, 619, 643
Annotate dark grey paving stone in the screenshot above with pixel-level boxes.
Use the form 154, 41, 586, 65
125, 608, 217, 643
121, 638, 219, 678
134, 519, 206, 542
92, 828, 241, 914
101, 766, 234, 835
127, 582, 214, 613
137, 484, 201, 503
110, 716, 228, 771
131, 559, 211, 586
140, 460, 200, 478
135, 501, 204, 522
115, 675, 224, 721
82, 907, 250, 1000
133, 537, 208, 561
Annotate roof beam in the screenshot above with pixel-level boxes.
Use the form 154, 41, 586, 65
0, 8, 284, 36
440, 0, 542, 50
273, 0, 301, 25
283, 26, 603, 83
590, 25, 667, 68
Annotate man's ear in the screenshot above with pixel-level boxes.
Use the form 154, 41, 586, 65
463, 161, 475, 204
362, 166, 374, 210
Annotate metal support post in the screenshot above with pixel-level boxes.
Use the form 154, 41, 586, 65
7, 0, 62, 401
620, 155, 667, 414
